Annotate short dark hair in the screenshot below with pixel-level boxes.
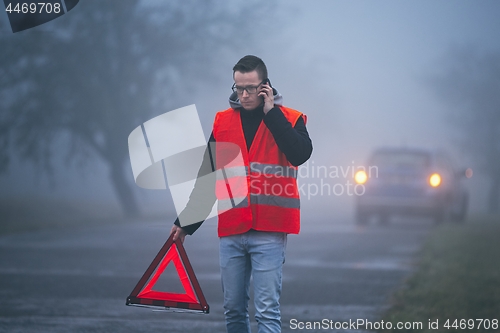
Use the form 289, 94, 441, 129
233, 55, 268, 81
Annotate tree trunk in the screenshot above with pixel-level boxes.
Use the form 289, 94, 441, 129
109, 159, 141, 217
488, 177, 500, 214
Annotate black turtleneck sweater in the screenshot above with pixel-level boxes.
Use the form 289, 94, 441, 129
174, 105, 312, 235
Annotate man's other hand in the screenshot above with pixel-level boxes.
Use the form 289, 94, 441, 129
170, 224, 187, 243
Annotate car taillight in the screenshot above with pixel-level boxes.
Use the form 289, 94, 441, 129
429, 173, 441, 187
355, 170, 368, 184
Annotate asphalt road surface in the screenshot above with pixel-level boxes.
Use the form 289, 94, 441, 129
0, 216, 432, 332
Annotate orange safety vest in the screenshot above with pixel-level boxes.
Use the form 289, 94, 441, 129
213, 106, 306, 237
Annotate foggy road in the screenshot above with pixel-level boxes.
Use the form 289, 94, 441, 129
2, 0, 499, 331
0, 217, 432, 333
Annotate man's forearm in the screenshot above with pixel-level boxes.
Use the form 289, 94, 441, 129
174, 134, 217, 235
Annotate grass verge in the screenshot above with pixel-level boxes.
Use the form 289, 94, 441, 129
380, 215, 500, 332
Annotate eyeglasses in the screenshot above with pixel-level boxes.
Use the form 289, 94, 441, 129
231, 80, 265, 95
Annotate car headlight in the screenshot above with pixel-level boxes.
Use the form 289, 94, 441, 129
355, 170, 368, 184
429, 173, 441, 187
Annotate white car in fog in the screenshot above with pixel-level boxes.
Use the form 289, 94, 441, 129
354, 147, 469, 225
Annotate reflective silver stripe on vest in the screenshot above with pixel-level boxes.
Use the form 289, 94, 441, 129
249, 162, 297, 178
250, 194, 300, 209
218, 196, 249, 211
216, 166, 248, 180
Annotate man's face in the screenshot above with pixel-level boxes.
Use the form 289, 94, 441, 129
233, 70, 263, 111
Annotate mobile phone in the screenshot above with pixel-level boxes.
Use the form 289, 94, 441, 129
260, 78, 272, 96
262, 78, 272, 88
259, 78, 272, 103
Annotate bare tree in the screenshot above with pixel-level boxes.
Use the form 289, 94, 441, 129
430, 48, 500, 213
0, 0, 277, 216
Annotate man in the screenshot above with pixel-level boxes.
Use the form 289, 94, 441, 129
170, 55, 312, 333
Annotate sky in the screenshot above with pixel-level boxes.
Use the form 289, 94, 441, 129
1, 0, 499, 217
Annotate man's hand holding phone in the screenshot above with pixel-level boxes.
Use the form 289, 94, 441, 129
259, 79, 274, 114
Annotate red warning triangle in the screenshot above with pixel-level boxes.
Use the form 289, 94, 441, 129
137, 243, 197, 303
126, 233, 209, 313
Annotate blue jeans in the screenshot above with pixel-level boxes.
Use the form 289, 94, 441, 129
219, 230, 287, 333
